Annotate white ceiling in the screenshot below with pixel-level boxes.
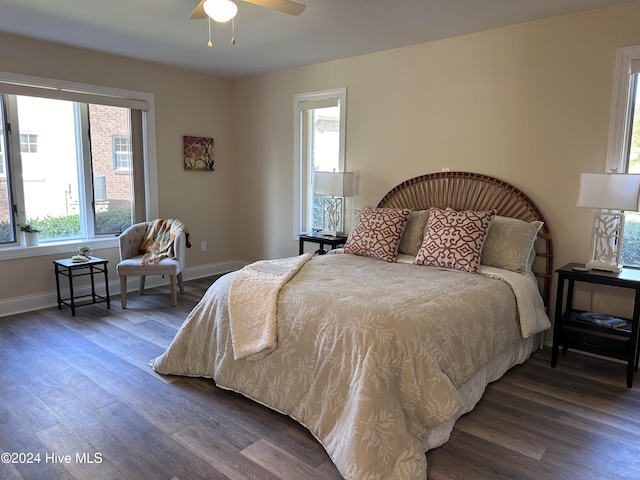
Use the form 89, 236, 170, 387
0, 0, 635, 78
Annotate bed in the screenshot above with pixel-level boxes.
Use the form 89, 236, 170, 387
151, 171, 554, 480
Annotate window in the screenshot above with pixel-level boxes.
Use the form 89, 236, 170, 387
93, 174, 107, 202
607, 46, 640, 267
19, 133, 38, 153
293, 88, 347, 236
112, 136, 132, 170
0, 72, 157, 249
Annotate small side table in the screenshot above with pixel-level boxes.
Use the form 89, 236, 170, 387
551, 262, 640, 387
299, 232, 348, 255
54, 257, 111, 316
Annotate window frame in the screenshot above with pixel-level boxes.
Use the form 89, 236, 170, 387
292, 87, 347, 239
606, 46, 640, 172
606, 46, 640, 268
0, 130, 4, 175
0, 71, 158, 261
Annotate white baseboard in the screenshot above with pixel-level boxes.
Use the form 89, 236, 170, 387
0, 260, 247, 318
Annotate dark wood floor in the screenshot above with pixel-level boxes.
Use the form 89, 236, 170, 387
1, 276, 640, 480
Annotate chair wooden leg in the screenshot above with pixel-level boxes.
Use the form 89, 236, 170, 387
139, 276, 146, 295
177, 272, 185, 294
120, 276, 127, 309
170, 275, 177, 306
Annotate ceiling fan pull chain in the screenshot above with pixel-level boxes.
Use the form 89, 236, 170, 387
231, 17, 236, 45
207, 17, 213, 47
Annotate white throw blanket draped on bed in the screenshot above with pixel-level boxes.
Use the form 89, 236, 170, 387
228, 253, 312, 361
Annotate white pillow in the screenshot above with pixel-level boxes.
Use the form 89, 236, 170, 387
481, 216, 543, 273
398, 210, 429, 256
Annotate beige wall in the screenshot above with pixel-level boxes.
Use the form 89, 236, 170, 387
3, 2, 640, 317
0, 32, 238, 305
233, 2, 640, 318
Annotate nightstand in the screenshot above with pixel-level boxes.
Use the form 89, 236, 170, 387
551, 262, 640, 387
53, 257, 111, 316
298, 232, 348, 255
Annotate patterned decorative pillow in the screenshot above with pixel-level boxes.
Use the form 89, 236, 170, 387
481, 216, 543, 272
344, 207, 411, 262
415, 208, 495, 272
398, 210, 430, 256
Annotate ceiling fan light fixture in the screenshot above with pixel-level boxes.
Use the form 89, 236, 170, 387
203, 0, 238, 23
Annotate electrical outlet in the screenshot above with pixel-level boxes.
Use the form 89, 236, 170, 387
201, 241, 206, 252
441, 167, 450, 172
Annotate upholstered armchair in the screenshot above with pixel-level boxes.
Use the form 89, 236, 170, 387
116, 221, 187, 308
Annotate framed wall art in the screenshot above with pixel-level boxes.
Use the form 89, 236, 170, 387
183, 135, 214, 171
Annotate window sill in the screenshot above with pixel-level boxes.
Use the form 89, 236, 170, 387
0, 236, 119, 261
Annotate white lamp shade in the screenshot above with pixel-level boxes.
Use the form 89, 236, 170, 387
577, 173, 640, 211
315, 171, 354, 197
204, 0, 238, 22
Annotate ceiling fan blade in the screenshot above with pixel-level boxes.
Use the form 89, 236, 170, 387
189, 0, 208, 19
243, 0, 305, 16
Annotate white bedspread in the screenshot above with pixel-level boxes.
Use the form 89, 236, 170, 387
395, 254, 550, 338
152, 253, 550, 480
477, 265, 551, 338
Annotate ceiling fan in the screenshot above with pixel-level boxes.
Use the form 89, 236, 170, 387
190, 0, 304, 47
189, 0, 305, 21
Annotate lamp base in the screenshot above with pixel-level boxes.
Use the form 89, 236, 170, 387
586, 260, 622, 273
586, 211, 626, 274
321, 197, 344, 238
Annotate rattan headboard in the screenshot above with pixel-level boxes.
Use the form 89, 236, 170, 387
377, 171, 553, 306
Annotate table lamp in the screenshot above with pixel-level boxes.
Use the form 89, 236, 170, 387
577, 172, 640, 272
314, 171, 354, 236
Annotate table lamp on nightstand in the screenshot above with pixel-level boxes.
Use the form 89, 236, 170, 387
577, 172, 640, 272
314, 171, 354, 236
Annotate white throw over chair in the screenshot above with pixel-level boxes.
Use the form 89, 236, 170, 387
116, 221, 187, 308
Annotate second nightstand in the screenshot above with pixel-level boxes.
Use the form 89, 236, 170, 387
551, 262, 640, 387
298, 232, 348, 255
